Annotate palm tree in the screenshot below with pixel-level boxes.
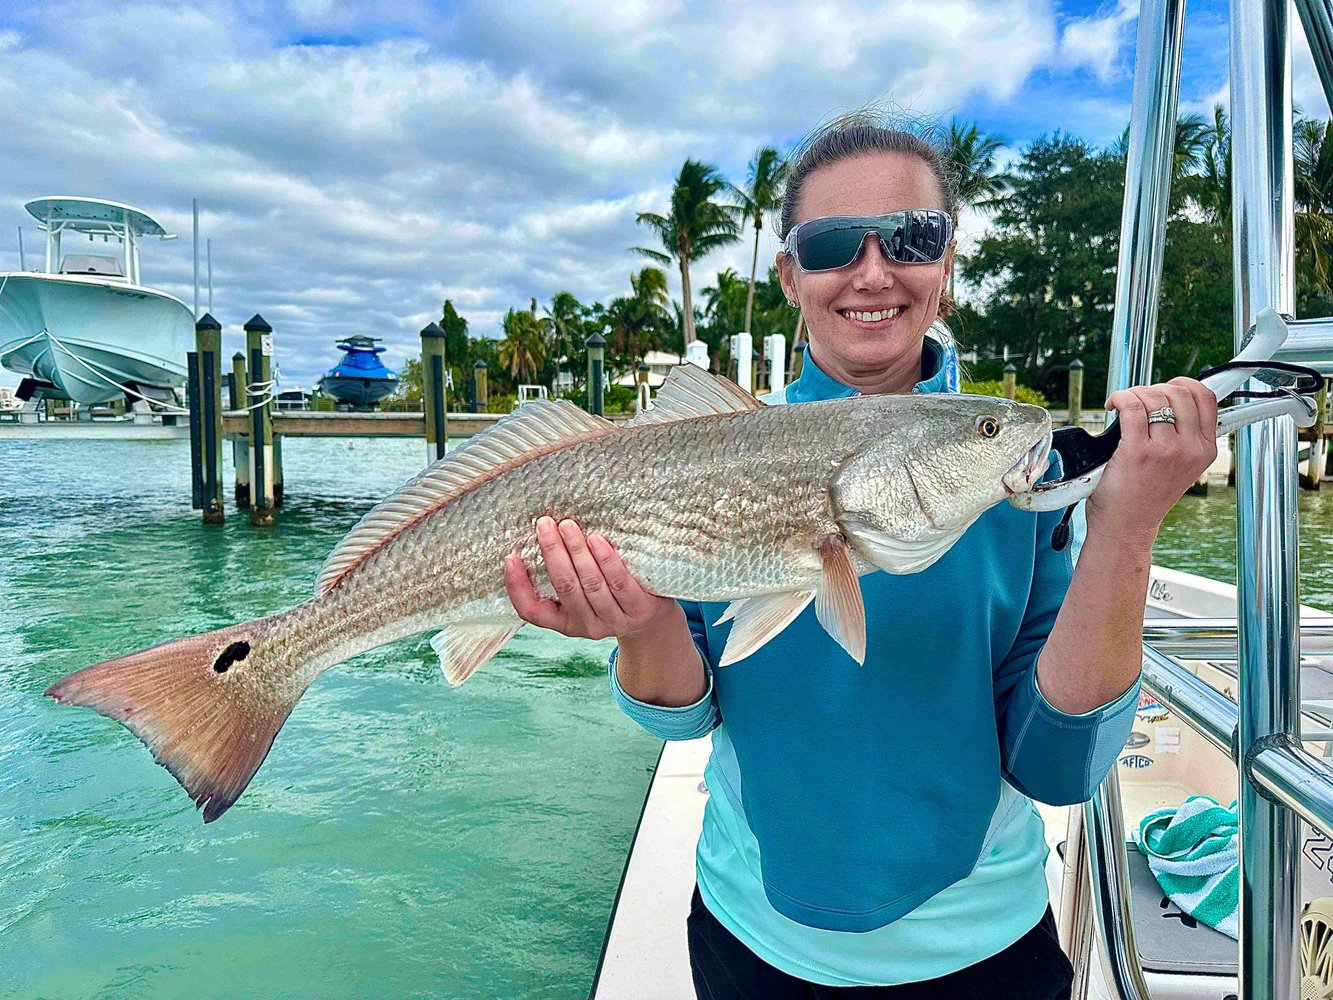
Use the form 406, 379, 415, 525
1196, 105, 1232, 228
634, 159, 741, 349
606, 267, 673, 366
1295, 117, 1333, 296
943, 121, 1011, 295
732, 146, 788, 338
500, 301, 547, 385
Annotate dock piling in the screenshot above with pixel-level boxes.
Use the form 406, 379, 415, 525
1002, 363, 1018, 401
421, 322, 448, 463
230, 351, 250, 508
245, 314, 276, 527
1066, 359, 1084, 427
1302, 378, 1329, 490
472, 359, 489, 414
192, 314, 225, 523
586, 332, 606, 416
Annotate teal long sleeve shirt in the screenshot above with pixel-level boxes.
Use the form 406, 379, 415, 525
608, 341, 1140, 985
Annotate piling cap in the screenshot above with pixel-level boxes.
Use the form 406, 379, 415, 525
585, 332, 607, 347
1070, 358, 1084, 370
244, 314, 272, 333
420, 322, 446, 339
1003, 362, 1018, 373
233, 351, 246, 361
473, 358, 488, 369
195, 312, 222, 331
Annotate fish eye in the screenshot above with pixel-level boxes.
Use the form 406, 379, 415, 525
976, 416, 1001, 439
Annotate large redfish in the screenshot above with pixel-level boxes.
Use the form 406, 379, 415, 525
46, 365, 1050, 821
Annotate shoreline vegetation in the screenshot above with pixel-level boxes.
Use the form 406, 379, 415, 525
394, 111, 1332, 416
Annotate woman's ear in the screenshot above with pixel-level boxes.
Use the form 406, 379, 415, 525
777, 252, 798, 308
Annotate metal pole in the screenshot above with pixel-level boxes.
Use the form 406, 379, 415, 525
1081, 4, 1188, 999
1105, 0, 1187, 394
207, 238, 213, 315
1231, 0, 1302, 994
192, 198, 199, 319
1294, 0, 1333, 113
17, 226, 24, 271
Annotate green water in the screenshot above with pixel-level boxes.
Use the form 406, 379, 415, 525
0, 438, 660, 1000
4, 440, 1333, 1000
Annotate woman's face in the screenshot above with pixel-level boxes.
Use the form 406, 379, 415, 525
778, 151, 953, 395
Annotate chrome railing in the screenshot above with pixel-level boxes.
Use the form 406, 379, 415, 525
1067, 0, 1333, 997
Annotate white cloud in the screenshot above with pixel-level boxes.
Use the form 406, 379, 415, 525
1057, 0, 1136, 82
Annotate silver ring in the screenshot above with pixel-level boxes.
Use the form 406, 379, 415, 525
1146, 406, 1176, 425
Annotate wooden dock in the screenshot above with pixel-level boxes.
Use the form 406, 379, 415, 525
218, 409, 632, 440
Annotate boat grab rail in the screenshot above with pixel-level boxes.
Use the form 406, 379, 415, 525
1142, 618, 1333, 656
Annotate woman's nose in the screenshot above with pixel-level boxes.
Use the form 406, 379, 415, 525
851, 233, 896, 290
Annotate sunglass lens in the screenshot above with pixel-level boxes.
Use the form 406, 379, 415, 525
796, 227, 868, 271
896, 212, 949, 263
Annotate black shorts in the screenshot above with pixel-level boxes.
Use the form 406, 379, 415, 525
686, 886, 1073, 999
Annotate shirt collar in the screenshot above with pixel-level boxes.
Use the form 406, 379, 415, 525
786, 337, 953, 403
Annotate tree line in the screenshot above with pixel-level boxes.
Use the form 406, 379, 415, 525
401, 110, 1332, 411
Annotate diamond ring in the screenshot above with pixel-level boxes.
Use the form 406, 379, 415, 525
1146, 406, 1176, 425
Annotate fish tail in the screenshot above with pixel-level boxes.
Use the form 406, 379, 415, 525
45, 617, 305, 822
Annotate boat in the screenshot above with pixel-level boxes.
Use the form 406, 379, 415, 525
0, 197, 193, 406
589, 568, 1333, 999
316, 336, 399, 409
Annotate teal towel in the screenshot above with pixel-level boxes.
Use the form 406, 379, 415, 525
1137, 795, 1239, 939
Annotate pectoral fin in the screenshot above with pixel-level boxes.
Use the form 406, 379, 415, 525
816, 536, 866, 664
431, 621, 523, 686
715, 591, 814, 666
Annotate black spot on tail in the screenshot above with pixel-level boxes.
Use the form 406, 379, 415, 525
213, 641, 251, 674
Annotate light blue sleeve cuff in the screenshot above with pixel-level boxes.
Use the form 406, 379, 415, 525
1002, 658, 1142, 805
607, 644, 720, 741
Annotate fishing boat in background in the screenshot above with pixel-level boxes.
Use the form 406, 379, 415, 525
0, 197, 193, 406
317, 336, 399, 409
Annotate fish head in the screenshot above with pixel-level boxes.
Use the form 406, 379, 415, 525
831, 395, 1052, 574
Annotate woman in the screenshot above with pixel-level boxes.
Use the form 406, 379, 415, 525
502, 116, 1218, 998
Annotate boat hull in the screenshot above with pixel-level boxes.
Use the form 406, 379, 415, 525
0, 274, 193, 404
318, 374, 398, 408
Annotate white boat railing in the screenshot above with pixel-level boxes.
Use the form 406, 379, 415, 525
1072, 1, 1333, 997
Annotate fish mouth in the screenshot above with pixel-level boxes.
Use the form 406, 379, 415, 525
1002, 435, 1052, 496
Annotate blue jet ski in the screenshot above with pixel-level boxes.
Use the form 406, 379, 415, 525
317, 336, 399, 409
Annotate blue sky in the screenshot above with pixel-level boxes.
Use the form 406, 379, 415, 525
0, 0, 1325, 388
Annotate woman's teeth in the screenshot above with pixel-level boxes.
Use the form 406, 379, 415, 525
843, 306, 905, 322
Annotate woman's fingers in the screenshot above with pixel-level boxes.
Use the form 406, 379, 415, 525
555, 518, 630, 625
1107, 388, 1150, 450
587, 532, 661, 620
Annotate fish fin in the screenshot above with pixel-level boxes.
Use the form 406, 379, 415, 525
431, 621, 523, 686
840, 514, 977, 575
625, 364, 764, 427
816, 536, 866, 665
715, 591, 814, 666
316, 401, 614, 596
44, 619, 301, 823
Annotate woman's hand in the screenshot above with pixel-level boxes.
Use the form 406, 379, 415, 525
502, 516, 682, 641
1085, 377, 1219, 544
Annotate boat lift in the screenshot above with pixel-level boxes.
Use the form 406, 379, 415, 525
1066, 1, 1333, 996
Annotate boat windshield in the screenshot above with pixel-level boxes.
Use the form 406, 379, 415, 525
58, 254, 125, 278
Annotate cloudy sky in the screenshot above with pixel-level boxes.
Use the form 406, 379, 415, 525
0, 0, 1327, 389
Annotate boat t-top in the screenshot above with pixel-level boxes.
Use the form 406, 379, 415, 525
0, 196, 194, 406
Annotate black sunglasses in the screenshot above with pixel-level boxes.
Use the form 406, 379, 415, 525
782, 211, 953, 272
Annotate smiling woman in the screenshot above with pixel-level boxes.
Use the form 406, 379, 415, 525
500, 110, 1222, 1000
